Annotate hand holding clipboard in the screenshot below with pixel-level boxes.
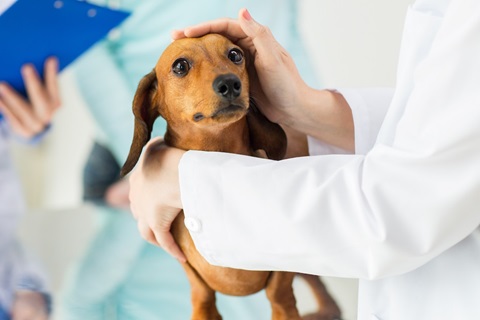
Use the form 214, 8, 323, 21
0, 0, 130, 93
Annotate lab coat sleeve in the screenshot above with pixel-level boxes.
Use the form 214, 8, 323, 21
178, 0, 480, 280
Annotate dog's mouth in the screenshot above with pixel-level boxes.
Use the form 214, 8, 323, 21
211, 104, 246, 119
192, 101, 248, 123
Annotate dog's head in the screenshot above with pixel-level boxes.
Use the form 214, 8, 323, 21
121, 34, 286, 176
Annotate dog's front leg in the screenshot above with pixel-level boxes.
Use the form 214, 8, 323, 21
181, 262, 222, 320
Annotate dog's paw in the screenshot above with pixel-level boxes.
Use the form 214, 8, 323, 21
253, 149, 268, 158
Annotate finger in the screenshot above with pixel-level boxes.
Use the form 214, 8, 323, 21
170, 29, 186, 40
137, 220, 160, 247
152, 228, 186, 263
0, 99, 28, 136
181, 17, 247, 43
105, 179, 131, 209
0, 83, 43, 136
22, 64, 50, 123
237, 8, 282, 61
44, 57, 61, 110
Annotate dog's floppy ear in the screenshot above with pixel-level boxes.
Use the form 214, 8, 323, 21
247, 99, 287, 160
121, 70, 159, 176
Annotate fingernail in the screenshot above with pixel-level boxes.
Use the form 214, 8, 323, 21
177, 256, 187, 264
171, 29, 182, 40
242, 8, 252, 21
48, 56, 59, 69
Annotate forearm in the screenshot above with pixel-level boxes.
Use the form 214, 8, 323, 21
292, 88, 355, 153
293, 87, 394, 156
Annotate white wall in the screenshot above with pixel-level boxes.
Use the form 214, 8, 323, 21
14, 1, 414, 319
300, 0, 414, 87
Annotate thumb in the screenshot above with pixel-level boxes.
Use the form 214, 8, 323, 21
238, 8, 281, 59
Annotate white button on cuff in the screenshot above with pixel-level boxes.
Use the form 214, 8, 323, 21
184, 217, 202, 232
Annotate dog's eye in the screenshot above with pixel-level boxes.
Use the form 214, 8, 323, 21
172, 59, 190, 76
228, 48, 243, 64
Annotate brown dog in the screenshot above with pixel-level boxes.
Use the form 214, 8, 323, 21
121, 34, 341, 320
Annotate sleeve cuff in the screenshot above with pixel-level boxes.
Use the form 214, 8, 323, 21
14, 124, 52, 145
336, 88, 394, 155
178, 151, 224, 266
307, 135, 351, 156
336, 88, 372, 155
16, 277, 52, 314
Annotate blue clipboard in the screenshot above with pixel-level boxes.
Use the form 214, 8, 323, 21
0, 0, 130, 94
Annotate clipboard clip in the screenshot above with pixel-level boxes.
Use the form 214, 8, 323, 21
53, 0, 97, 17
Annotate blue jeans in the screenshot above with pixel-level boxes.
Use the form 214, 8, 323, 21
0, 306, 9, 320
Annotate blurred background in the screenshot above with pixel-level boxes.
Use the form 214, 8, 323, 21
11, 0, 413, 319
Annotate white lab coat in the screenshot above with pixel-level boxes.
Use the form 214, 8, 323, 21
178, 0, 480, 319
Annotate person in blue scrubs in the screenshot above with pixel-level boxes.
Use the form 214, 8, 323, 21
59, 1, 319, 319
0, 57, 60, 320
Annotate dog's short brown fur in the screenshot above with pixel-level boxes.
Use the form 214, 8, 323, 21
122, 34, 341, 320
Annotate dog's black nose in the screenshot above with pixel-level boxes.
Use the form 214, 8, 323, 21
213, 74, 242, 101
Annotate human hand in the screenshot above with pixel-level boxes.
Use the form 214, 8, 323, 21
0, 57, 61, 139
172, 9, 309, 129
128, 137, 187, 262
105, 178, 130, 211
172, 9, 355, 152
10, 290, 49, 320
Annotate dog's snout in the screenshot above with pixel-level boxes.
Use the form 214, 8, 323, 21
213, 74, 242, 101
